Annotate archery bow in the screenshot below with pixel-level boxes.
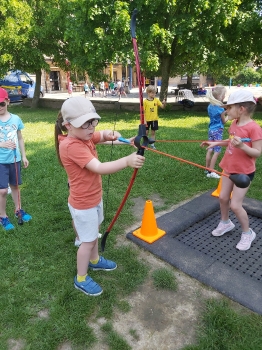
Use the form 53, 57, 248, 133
101, 9, 148, 252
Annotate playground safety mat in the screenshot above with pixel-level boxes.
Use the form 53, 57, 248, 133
127, 190, 262, 314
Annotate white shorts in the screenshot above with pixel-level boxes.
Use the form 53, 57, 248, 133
68, 200, 104, 243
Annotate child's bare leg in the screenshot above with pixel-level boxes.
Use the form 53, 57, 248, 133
218, 176, 234, 220
151, 130, 156, 141
10, 186, 20, 211
0, 188, 8, 217
209, 151, 220, 170
230, 185, 250, 232
77, 239, 98, 276
206, 149, 212, 169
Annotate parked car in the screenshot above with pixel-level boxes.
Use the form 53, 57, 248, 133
0, 70, 44, 102
27, 82, 44, 98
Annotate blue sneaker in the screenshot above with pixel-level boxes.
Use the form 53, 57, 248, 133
89, 256, 117, 271
74, 276, 103, 296
15, 209, 32, 222
0, 217, 15, 231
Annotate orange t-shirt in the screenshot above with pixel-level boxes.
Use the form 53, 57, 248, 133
219, 119, 262, 174
59, 132, 102, 209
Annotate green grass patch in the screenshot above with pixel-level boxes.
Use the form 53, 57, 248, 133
101, 322, 132, 350
152, 268, 178, 291
184, 299, 262, 350
129, 328, 140, 341
0, 104, 261, 349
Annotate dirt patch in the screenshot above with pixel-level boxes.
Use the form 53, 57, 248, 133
8, 339, 25, 350
89, 193, 224, 349
108, 239, 222, 349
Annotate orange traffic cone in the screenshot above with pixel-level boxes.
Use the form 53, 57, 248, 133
132, 200, 166, 244
211, 176, 222, 197
211, 173, 232, 198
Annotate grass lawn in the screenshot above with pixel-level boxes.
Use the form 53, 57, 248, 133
1, 104, 262, 349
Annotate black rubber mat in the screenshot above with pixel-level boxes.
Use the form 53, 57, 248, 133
177, 211, 262, 282
127, 190, 262, 314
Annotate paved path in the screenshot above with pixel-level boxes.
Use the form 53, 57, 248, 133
43, 86, 262, 103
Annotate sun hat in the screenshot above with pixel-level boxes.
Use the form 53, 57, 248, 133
0, 88, 9, 102
223, 89, 257, 106
61, 97, 101, 127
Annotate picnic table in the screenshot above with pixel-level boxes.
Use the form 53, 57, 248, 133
176, 89, 195, 102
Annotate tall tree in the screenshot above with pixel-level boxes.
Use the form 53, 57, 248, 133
63, 0, 262, 100
63, 0, 132, 82
0, 0, 32, 75
0, 0, 69, 107
132, 0, 262, 99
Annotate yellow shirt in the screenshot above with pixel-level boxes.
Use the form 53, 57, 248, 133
144, 98, 163, 122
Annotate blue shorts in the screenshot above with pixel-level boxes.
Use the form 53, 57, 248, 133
208, 128, 223, 153
0, 162, 21, 189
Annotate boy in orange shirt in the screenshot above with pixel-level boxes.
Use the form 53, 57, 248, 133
55, 97, 145, 296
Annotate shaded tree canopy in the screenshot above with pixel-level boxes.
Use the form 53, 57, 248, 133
0, 0, 261, 105
63, 0, 262, 99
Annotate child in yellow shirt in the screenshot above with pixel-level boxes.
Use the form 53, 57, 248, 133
144, 85, 166, 149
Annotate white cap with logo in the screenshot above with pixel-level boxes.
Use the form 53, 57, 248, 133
61, 97, 101, 127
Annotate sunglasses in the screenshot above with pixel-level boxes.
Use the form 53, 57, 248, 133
0, 102, 6, 107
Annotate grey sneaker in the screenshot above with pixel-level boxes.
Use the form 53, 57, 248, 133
236, 229, 256, 251
212, 220, 235, 236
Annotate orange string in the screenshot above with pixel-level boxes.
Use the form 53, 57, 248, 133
142, 146, 228, 178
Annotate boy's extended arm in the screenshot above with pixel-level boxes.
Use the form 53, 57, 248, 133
85, 152, 145, 175
98, 130, 121, 143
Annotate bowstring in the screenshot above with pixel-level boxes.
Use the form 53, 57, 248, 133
102, 111, 117, 234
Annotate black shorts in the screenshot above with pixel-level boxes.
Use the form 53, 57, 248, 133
146, 121, 158, 131
231, 172, 255, 181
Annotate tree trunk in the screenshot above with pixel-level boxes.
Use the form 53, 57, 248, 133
31, 69, 41, 108
187, 75, 193, 89
159, 56, 172, 102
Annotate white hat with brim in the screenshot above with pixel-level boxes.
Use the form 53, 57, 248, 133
61, 96, 101, 128
222, 89, 257, 107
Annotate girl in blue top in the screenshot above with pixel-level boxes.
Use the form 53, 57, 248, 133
205, 85, 228, 178
0, 88, 32, 230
